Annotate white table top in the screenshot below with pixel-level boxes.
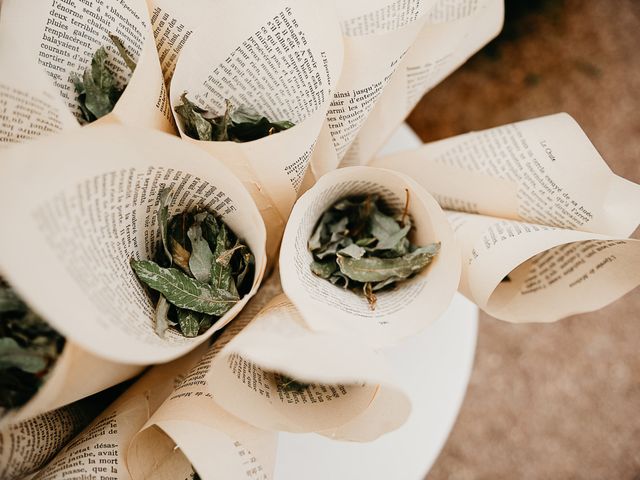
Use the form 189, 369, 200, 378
274, 125, 479, 480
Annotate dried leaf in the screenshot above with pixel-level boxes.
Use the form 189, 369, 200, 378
338, 243, 366, 259
154, 295, 171, 338
158, 188, 173, 264
131, 260, 238, 316
175, 94, 294, 143
336, 247, 438, 283
187, 222, 214, 283
176, 309, 203, 337
0, 338, 47, 373
308, 194, 440, 307
170, 239, 191, 274
175, 94, 213, 141
109, 33, 136, 71
72, 35, 135, 124
0, 287, 26, 313
310, 259, 337, 279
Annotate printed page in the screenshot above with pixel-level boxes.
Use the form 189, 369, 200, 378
310, 0, 433, 175
210, 293, 411, 441
0, 0, 173, 133
0, 125, 267, 365
128, 275, 282, 480
1, 342, 142, 427
349, 0, 503, 166
32, 346, 206, 480
280, 166, 460, 347
169, 0, 344, 264
373, 113, 640, 237
0, 395, 109, 480
448, 211, 640, 323
145, 0, 211, 84
0, 46, 78, 148
128, 357, 277, 480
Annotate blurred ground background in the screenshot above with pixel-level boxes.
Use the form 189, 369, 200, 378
406, 1, 640, 479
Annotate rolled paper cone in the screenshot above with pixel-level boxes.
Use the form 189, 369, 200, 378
0, 0, 174, 134
0, 125, 267, 365
0, 340, 142, 428
169, 0, 344, 267
34, 345, 207, 480
209, 294, 411, 441
280, 166, 461, 348
128, 280, 282, 480
0, 396, 107, 480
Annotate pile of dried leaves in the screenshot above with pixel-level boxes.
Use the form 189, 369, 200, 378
72, 34, 136, 124
0, 281, 65, 409
131, 189, 254, 338
309, 194, 440, 309
175, 94, 294, 142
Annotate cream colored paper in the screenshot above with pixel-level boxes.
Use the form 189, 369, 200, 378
280, 166, 461, 347
373, 113, 640, 234
0, 125, 267, 365
0, 0, 174, 133
449, 212, 640, 322
0, 398, 102, 480
211, 293, 411, 441
347, 0, 503, 167
128, 307, 278, 480
310, 0, 434, 176
33, 346, 206, 480
373, 113, 640, 322
0, 49, 78, 148
144, 0, 212, 84
168, 0, 344, 265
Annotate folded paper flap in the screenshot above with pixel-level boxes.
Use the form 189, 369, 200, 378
132, 419, 277, 480
373, 149, 521, 219
280, 166, 460, 347
0, 52, 80, 147
198, 291, 411, 439
484, 237, 640, 323
339, 0, 502, 167
380, 113, 640, 237
222, 294, 397, 386
0, 125, 266, 364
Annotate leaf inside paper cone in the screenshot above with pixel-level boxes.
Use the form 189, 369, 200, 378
132, 191, 255, 338
308, 193, 440, 308
131, 260, 238, 316
175, 94, 295, 142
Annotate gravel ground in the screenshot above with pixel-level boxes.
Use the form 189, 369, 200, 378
406, 1, 640, 478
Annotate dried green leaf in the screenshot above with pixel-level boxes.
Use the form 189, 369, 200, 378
175, 94, 213, 141
0, 287, 26, 313
201, 213, 219, 246
131, 260, 238, 316
0, 338, 47, 373
310, 259, 337, 279
175, 95, 294, 143
338, 243, 366, 259
81, 47, 121, 120
176, 309, 202, 337
336, 245, 438, 283
187, 222, 214, 283
109, 33, 137, 71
